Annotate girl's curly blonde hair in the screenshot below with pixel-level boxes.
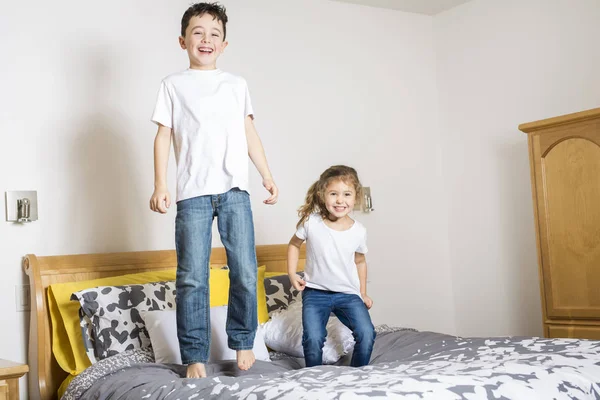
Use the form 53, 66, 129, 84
297, 165, 363, 228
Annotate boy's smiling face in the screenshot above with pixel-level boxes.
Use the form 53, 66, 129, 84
179, 13, 228, 70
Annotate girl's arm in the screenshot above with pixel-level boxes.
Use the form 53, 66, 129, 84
150, 124, 172, 214
355, 252, 373, 309
288, 235, 306, 291
245, 116, 278, 205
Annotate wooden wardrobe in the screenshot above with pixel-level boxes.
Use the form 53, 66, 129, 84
519, 107, 600, 340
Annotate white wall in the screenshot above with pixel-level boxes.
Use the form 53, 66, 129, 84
1, 1, 453, 397
434, 0, 600, 336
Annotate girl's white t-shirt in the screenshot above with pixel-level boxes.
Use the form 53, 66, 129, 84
151, 69, 254, 202
295, 213, 368, 296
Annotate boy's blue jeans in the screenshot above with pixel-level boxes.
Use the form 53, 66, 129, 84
302, 287, 376, 368
175, 188, 257, 365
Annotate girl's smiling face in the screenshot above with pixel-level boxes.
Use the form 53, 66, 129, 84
324, 179, 357, 220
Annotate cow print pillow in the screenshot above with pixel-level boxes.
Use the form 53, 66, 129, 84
72, 281, 176, 360
264, 272, 304, 315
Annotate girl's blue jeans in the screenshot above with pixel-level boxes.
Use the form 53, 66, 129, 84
302, 287, 376, 367
175, 188, 257, 365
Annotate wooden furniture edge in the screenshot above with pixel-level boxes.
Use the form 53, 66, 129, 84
519, 107, 600, 134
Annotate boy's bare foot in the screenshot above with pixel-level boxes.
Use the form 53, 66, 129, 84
186, 362, 207, 378
236, 350, 255, 371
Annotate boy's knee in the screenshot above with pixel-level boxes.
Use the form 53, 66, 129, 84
177, 272, 208, 288
228, 271, 256, 289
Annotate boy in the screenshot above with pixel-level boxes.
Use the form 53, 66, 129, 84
149, 2, 278, 379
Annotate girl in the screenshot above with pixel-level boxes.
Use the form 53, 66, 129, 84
287, 165, 375, 368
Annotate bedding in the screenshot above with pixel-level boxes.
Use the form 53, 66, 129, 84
72, 280, 178, 360
62, 326, 600, 400
47, 269, 178, 374
69, 266, 269, 365
264, 271, 304, 314
143, 307, 271, 364
24, 245, 306, 400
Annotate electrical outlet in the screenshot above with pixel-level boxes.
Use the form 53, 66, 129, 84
15, 284, 30, 312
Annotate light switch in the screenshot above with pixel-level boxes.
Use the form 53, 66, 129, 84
15, 285, 31, 312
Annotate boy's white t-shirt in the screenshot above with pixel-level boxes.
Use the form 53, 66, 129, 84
295, 213, 368, 296
151, 69, 254, 202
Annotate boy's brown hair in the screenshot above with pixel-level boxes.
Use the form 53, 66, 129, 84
181, 2, 228, 39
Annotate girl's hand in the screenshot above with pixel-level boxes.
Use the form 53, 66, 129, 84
263, 178, 279, 205
289, 274, 306, 292
362, 294, 373, 309
150, 187, 171, 214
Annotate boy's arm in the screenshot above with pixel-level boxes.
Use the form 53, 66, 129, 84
355, 252, 373, 309
288, 235, 306, 291
150, 124, 172, 214
245, 116, 278, 205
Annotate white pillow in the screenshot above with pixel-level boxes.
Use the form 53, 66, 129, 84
143, 306, 270, 364
262, 300, 355, 364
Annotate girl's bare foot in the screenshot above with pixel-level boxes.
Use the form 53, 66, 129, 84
236, 350, 255, 371
186, 362, 207, 378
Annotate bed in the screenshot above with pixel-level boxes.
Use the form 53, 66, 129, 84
24, 245, 600, 400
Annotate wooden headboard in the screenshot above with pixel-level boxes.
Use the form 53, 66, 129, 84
23, 244, 305, 400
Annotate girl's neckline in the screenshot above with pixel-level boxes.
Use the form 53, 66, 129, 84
321, 215, 356, 232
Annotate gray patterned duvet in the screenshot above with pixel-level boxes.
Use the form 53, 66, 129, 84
63, 327, 600, 399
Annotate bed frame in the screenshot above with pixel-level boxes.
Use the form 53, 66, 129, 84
23, 244, 305, 400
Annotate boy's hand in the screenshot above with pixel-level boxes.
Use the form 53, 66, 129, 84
362, 294, 373, 309
289, 273, 306, 292
150, 188, 171, 214
263, 178, 279, 205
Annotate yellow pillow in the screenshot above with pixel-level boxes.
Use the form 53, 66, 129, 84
265, 271, 287, 278
48, 266, 268, 375
256, 265, 268, 324
49, 269, 179, 375
207, 265, 268, 323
